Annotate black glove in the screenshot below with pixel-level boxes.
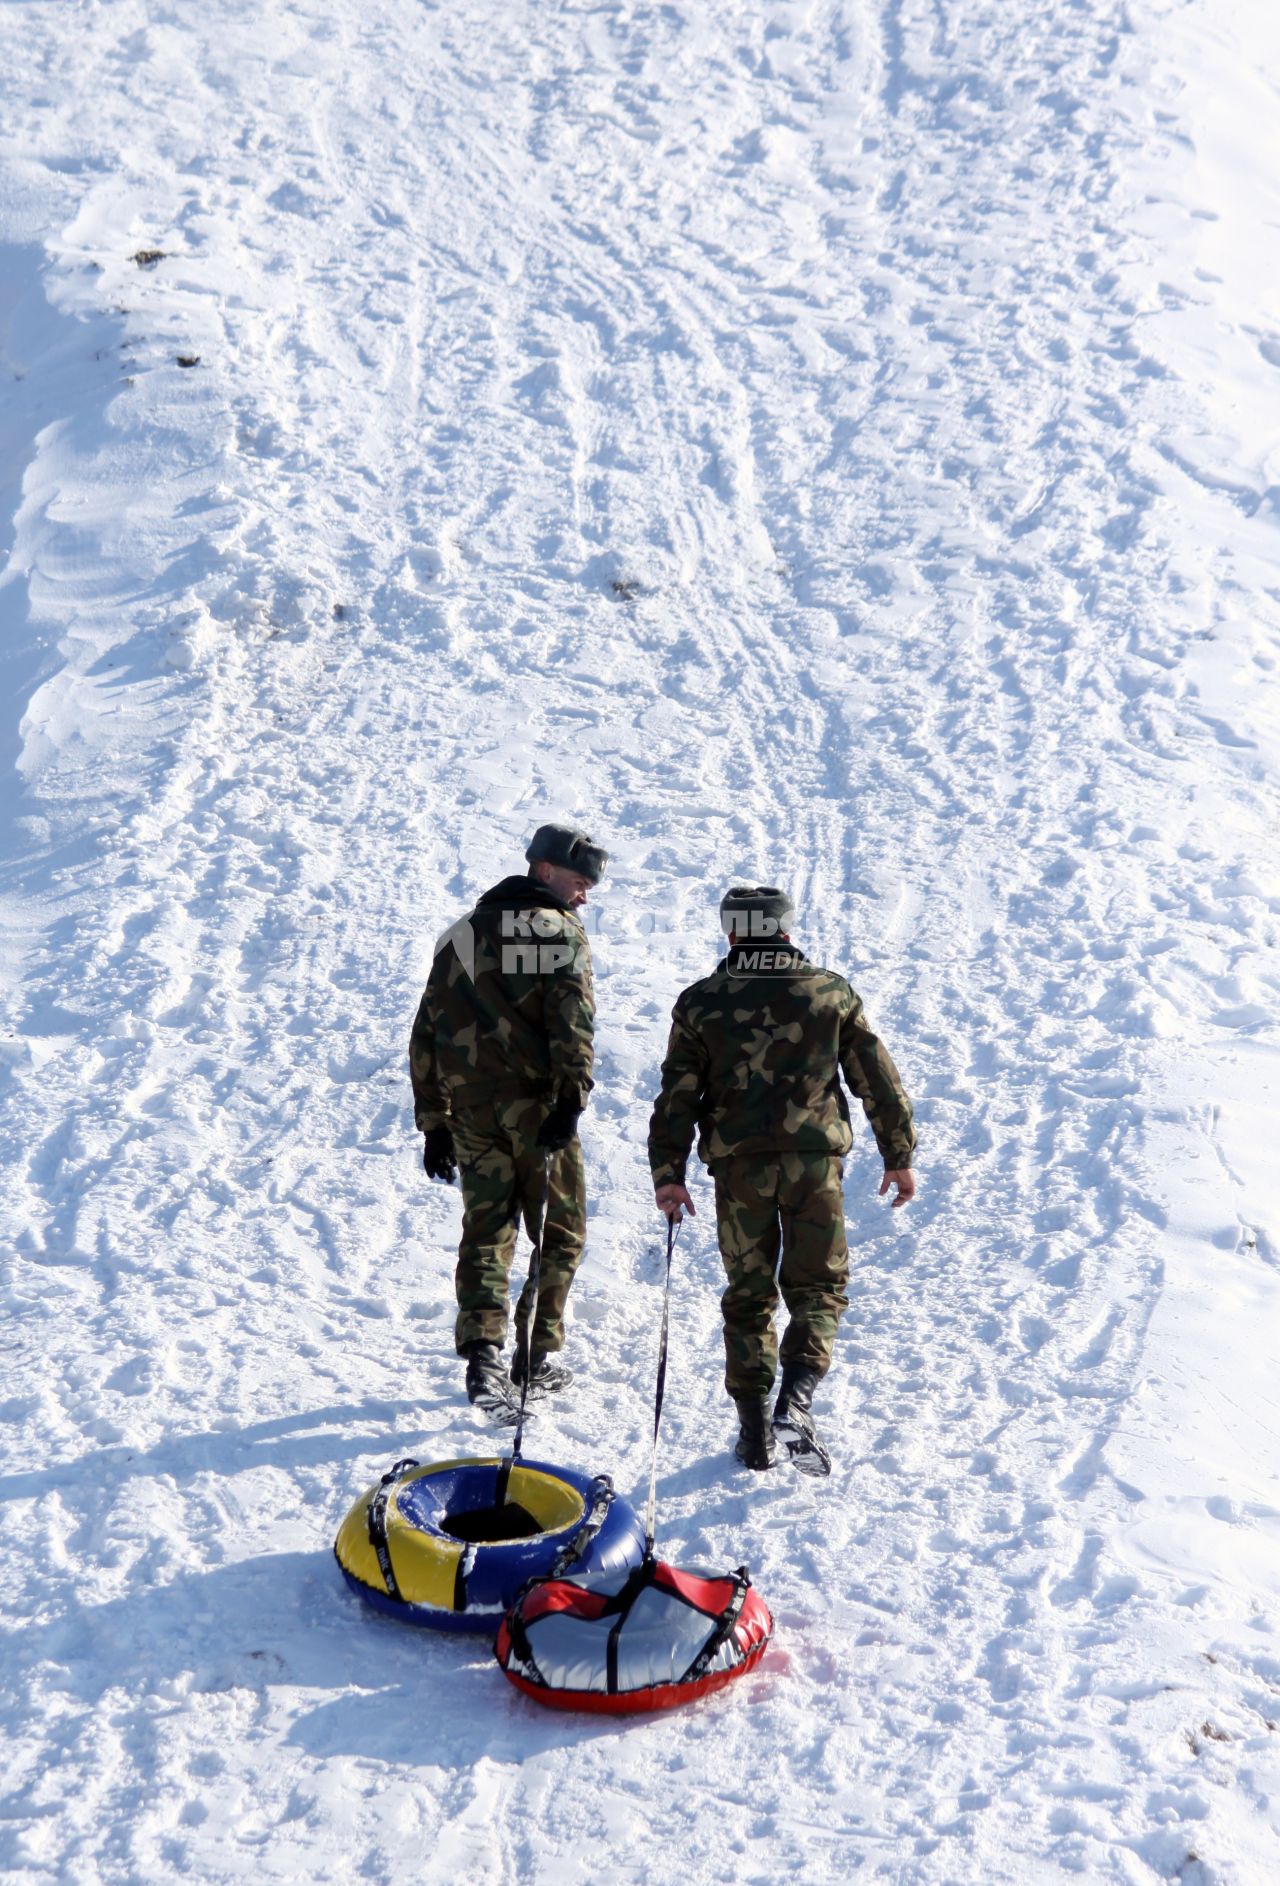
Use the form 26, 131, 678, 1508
536, 1093, 582, 1152
422, 1126, 457, 1183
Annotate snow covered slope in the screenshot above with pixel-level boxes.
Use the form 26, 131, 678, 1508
2, 0, 1278, 1880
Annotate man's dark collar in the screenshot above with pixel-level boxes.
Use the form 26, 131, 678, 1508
476, 873, 571, 911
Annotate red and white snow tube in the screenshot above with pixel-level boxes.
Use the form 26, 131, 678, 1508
495, 1555, 773, 1714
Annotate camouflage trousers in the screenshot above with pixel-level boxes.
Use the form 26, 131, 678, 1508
710, 1152, 849, 1398
450, 1096, 587, 1357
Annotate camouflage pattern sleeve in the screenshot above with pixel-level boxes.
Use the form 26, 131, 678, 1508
837, 990, 917, 1169
647, 998, 709, 1188
542, 918, 595, 1107
409, 956, 452, 1133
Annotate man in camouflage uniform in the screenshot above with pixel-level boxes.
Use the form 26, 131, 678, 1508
648, 885, 916, 1473
411, 824, 605, 1412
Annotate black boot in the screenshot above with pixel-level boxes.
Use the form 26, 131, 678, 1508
510, 1348, 573, 1396
773, 1364, 831, 1477
733, 1395, 777, 1471
464, 1342, 517, 1420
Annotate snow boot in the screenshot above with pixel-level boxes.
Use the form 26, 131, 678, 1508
733, 1396, 777, 1471
510, 1349, 573, 1396
773, 1364, 831, 1477
464, 1342, 518, 1422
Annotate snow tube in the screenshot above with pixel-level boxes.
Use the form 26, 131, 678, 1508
334, 1455, 645, 1632
495, 1556, 773, 1713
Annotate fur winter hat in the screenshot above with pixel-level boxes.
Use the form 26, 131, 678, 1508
719, 884, 795, 940
525, 824, 608, 885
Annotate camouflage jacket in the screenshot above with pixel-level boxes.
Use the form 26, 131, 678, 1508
410, 875, 595, 1132
647, 944, 916, 1186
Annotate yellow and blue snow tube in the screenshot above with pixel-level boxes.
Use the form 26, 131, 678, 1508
334, 1455, 646, 1632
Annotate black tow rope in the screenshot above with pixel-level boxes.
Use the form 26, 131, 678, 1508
643, 1216, 680, 1557
497, 1151, 551, 1504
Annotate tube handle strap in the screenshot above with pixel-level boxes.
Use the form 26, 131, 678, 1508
606, 1558, 660, 1694
366, 1457, 421, 1603
452, 1542, 478, 1615
680, 1568, 751, 1684
552, 1474, 616, 1576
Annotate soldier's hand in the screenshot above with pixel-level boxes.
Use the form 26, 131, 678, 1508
536, 1093, 582, 1152
655, 1184, 695, 1224
423, 1126, 457, 1184
880, 1167, 915, 1209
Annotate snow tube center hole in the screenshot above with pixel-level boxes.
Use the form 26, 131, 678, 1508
439, 1501, 544, 1543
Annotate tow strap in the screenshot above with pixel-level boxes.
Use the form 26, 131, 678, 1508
496, 1152, 551, 1506
643, 1216, 680, 1556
